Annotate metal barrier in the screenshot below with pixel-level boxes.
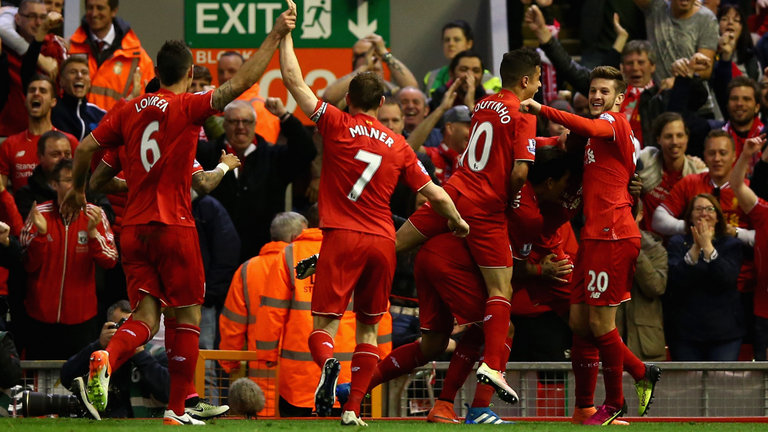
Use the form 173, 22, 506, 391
385, 361, 768, 419
20, 357, 768, 419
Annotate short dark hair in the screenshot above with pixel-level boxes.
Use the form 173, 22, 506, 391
107, 300, 131, 321
705, 128, 735, 151
682, 193, 727, 237
156, 40, 193, 86
382, 96, 402, 113
621, 40, 655, 65
19, 0, 44, 13
449, 50, 484, 75
219, 51, 245, 64
528, 145, 570, 185
86, 0, 118, 10
304, 203, 319, 229
348, 72, 385, 111
193, 65, 212, 84
60, 56, 89, 74
26, 73, 55, 95
442, 20, 474, 43
499, 47, 541, 88
652, 112, 688, 143
51, 158, 73, 182
37, 130, 68, 156
590, 66, 627, 95
727, 75, 759, 105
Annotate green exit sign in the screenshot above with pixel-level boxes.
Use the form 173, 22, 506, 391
185, 0, 390, 49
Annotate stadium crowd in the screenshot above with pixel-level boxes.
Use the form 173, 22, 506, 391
0, 0, 768, 426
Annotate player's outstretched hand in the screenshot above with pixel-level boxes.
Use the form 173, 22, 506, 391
519, 98, 541, 115
273, 0, 297, 37
219, 149, 242, 170
60, 190, 86, 225
448, 218, 469, 238
540, 253, 572, 283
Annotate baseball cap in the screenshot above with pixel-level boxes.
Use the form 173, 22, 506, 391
443, 105, 472, 123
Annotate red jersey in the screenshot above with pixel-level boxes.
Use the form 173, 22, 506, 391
311, 101, 430, 241
659, 172, 750, 229
91, 89, 217, 227
641, 169, 683, 232
0, 128, 78, 192
449, 89, 536, 212
424, 143, 460, 184
541, 108, 640, 240
749, 199, 768, 319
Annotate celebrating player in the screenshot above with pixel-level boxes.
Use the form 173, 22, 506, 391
60, 2, 297, 425
521, 66, 658, 425
278, 4, 468, 425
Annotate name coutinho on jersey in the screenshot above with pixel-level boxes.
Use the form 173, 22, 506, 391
135, 95, 169, 113
474, 100, 511, 124
348, 125, 395, 147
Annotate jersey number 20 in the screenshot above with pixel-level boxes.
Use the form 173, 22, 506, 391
348, 149, 382, 202
459, 121, 492, 172
140, 121, 161, 172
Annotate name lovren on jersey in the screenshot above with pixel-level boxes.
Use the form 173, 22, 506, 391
135, 95, 169, 113
348, 124, 395, 147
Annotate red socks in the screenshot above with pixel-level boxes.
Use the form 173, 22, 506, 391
106, 317, 151, 371
440, 325, 483, 402
344, 343, 379, 416
623, 344, 646, 381
369, 341, 426, 392
308, 329, 335, 368
482, 297, 511, 370
593, 328, 624, 408
571, 333, 599, 408
167, 324, 200, 415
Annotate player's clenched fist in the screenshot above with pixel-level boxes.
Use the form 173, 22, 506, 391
519, 98, 541, 115
273, 0, 297, 37
448, 218, 470, 238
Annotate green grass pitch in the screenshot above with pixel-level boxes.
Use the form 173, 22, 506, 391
2, 418, 767, 431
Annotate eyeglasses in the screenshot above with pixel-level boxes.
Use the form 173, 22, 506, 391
693, 206, 717, 213
225, 118, 255, 125
19, 12, 47, 21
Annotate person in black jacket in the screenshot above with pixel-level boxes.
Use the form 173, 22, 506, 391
60, 300, 169, 418
665, 193, 745, 361
51, 56, 106, 141
196, 98, 316, 261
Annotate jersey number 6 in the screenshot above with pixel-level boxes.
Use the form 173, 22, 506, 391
140, 120, 161, 172
348, 149, 382, 202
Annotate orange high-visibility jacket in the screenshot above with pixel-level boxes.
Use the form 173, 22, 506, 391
219, 240, 287, 416
69, 22, 155, 112
254, 228, 392, 410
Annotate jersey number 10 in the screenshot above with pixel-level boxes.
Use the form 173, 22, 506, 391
459, 121, 492, 172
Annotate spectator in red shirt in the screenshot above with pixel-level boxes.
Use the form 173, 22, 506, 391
20, 158, 117, 359
0, 75, 78, 194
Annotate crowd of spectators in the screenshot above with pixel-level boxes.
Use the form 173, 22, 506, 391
2, 0, 768, 418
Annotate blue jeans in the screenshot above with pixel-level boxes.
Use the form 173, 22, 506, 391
670, 338, 743, 361
199, 305, 219, 403
391, 312, 420, 348
754, 316, 768, 361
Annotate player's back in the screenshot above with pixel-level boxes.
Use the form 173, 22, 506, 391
581, 111, 639, 240
92, 89, 216, 227
312, 102, 430, 241
449, 89, 536, 212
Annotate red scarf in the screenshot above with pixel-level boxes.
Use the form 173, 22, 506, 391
620, 81, 654, 147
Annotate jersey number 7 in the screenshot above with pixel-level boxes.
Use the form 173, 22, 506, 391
347, 149, 382, 202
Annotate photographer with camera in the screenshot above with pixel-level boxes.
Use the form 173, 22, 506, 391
58, 300, 170, 418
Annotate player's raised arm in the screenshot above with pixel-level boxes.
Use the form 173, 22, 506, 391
60, 133, 100, 219
280, 32, 318, 117
520, 99, 615, 139
211, 0, 296, 111
730, 135, 764, 213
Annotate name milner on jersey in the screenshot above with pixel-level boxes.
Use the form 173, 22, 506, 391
349, 124, 395, 147
135, 95, 168, 113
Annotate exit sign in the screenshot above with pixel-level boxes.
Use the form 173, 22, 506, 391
185, 0, 390, 49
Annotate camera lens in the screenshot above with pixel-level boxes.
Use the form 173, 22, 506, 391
21, 391, 77, 417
